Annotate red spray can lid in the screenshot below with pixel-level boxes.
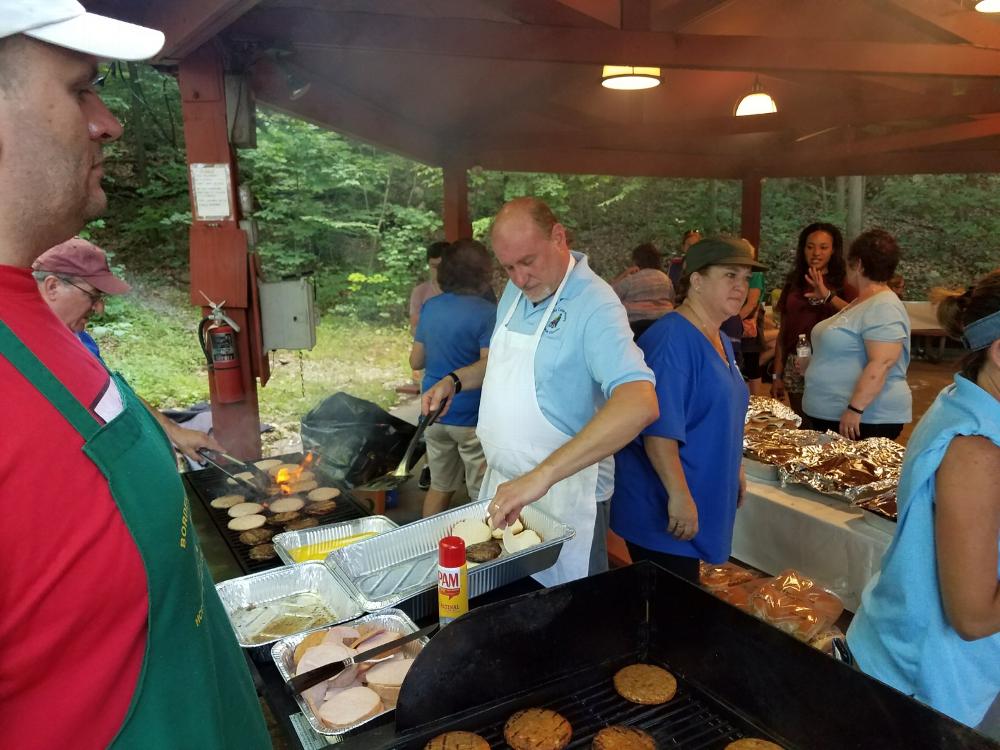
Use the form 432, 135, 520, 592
439, 536, 466, 567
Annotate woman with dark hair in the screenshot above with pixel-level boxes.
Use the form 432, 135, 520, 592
611, 238, 765, 582
611, 242, 674, 339
802, 229, 911, 440
847, 269, 1000, 731
666, 229, 702, 289
410, 239, 497, 517
772, 222, 856, 418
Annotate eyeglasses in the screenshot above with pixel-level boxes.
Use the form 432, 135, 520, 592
59, 277, 104, 307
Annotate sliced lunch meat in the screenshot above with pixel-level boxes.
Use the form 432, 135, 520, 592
318, 686, 383, 728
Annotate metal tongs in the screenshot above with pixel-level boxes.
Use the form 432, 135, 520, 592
360, 402, 445, 491
288, 622, 438, 694
197, 448, 271, 500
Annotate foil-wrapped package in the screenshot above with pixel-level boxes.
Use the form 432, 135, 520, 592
745, 396, 802, 430
855, 489, 899, 521
779, 437, 904, 501
743, 428, 831, 465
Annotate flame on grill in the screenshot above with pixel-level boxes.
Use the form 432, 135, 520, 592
274, 452, 318, 495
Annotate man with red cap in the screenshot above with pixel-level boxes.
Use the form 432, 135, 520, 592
0, 3, 269, 748
33, 236, 227, 461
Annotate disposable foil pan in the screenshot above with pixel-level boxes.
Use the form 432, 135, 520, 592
271, 608, 427, 736
272, 515, 399, 566
216, 562, 364, 648
327, 499, 574, 619
779, 437, 904, 502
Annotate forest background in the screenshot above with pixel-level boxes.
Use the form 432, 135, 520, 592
83, 64, 1000, 444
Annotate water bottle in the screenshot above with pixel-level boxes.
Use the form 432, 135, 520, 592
795, 334, 811, 359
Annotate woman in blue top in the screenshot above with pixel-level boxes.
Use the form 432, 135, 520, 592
802, 229, 911, 440
611, 238, 764, 582
847, 270, 1000, 731
410, 239, 497, 517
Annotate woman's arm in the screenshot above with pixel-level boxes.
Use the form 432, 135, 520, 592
935, 435, 1000, 640
643, 435, 698, 540
838, 339, 903, 438
739, 287, 761, 320
408, 341, 426, 370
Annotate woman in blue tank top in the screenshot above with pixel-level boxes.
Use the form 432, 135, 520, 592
847, 270, 1000, 731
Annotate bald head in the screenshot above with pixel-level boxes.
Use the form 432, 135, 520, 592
490, 197, 570, 303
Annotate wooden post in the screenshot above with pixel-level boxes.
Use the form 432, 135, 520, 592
178, 43, 262, 460
740, 175, 762, 251
442, 163, 471, 241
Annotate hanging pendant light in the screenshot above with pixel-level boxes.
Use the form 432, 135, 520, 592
601, 65, 661, 90
975, 0, 1000, 11
734, 76, 777, 117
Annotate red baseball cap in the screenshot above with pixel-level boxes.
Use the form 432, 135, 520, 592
32, 237, 131, 295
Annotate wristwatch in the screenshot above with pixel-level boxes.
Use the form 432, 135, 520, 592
446, 371, 462, 394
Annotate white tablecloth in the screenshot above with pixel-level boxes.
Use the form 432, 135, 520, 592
731, 479, 894, 611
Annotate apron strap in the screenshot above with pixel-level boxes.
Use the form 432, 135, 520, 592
0, 321, 101, 441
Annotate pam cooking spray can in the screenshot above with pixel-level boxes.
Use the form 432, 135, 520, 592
438, 535, 468, 627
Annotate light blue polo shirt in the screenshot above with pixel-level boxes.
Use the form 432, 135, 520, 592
803, 290, 911, 424
493, 252, 654, 501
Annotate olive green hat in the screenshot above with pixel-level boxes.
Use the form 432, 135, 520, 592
683, 237, 767, 276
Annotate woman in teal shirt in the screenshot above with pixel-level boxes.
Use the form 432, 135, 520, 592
802, 229, 911, 440
847, 270, 1000, 731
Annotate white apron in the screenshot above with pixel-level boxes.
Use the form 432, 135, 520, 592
476, 256, 599, 587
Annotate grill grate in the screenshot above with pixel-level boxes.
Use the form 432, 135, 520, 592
184, 452, 372, 574
395, 659, 782, 750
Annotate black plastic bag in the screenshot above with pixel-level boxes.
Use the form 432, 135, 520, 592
300, 392, 419, 488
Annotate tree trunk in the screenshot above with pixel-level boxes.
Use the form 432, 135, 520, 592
846, 175, 865, 244
835, 176, 847, 224
706, 180, 718, 234
126, 62, 147, 185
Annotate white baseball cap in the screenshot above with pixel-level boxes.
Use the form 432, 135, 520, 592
0, 0, 164, 61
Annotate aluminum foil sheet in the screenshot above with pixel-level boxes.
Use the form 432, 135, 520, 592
216, 562, 365, 647
272, 516, 399, 565
778, 437, 904, 501
855, 490, 898, 521
745, 395, 802, 428
271, 609, 426, 736
327, 499, 574, 617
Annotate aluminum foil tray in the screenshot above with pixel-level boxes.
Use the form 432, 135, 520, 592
271, 609, 427, 736
745, 395, 802, 428
779, 436, 904, 502
216, 562, 364, 648
327, 499, 574, 618
272, 515, 399, 565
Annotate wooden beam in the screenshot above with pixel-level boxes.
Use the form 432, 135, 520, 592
793, 116, 1000, 160
492, 0, 616, 28
472, 145, 1000, 178
443, 164, 472, 241
142, 0, 262, 62
879, 0, 1000, 47
553, 0, 621, 28
251, 61, 443, 166
232, 9, 1000, 77
740, 176, 761, 250
653, 0, 738, 32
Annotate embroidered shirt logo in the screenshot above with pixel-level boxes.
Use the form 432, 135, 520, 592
546, 307, 567, 334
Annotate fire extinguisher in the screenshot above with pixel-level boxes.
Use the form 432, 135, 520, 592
198, 295, 244, 404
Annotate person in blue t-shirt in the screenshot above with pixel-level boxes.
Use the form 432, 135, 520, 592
411, 239, 497, 517
611, 238, 764, 582
847, 271, 1000, 732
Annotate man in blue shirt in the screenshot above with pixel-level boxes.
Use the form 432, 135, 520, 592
423, 198, 657, 586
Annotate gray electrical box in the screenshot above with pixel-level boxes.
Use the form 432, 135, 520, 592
259, 278, 317, 351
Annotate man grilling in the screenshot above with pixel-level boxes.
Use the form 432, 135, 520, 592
0, 3, 269, 747
422, 197, 658, 586
32, 236, 227, 462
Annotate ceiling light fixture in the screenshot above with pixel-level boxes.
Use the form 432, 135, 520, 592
601, 65, 661, 90
734, 76, 777, 117
974, 0, 1000, 11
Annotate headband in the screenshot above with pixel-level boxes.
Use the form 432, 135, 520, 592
962, 308, 1000, 351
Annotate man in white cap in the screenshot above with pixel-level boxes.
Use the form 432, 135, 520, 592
0, 4, 270, 748
33, 236, 229, 462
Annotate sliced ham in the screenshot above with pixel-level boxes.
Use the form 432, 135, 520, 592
349, 626, 386, 650
321, 625, 361, 647
354, 629, 403, 658
363, 657, 414, 707
296, 643, 359, 689
318, 686, 383, 728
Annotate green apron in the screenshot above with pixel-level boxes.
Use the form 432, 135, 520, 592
0, 323, 271, 749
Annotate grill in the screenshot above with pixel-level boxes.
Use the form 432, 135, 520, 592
331, 562, 997, 750
184, 452, 372, 574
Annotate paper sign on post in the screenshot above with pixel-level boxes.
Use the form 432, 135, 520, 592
190, 163, 233, 221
